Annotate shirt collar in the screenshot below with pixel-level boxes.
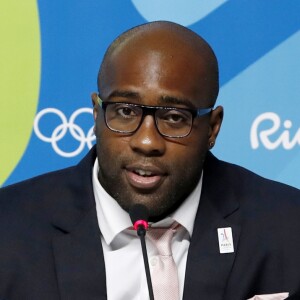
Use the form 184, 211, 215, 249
92, 158, 202, 245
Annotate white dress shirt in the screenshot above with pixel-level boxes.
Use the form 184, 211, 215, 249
92, 158, 203, 300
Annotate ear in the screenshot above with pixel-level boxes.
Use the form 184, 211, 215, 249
91, 92, 99, 122
208, 105, 223, 149
91, 92, 99, 134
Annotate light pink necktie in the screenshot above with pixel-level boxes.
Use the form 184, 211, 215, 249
148, 224, 180, 300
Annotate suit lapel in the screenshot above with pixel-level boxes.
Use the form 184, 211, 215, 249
183, 152, 242, 300
53, 208, 107, 300
51, 147, 107, 300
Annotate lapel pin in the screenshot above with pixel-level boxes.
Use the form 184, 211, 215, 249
217, 227, 234, 254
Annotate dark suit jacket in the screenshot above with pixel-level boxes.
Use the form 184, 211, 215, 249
1, 147, 300, 300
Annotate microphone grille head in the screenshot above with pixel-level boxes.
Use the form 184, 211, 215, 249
129, 204, 149, 225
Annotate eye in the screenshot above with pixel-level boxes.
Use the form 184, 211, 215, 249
161, 109, 191, 125
114, 104, 138, 119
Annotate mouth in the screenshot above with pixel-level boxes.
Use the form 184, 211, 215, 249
125, 164, 166, 191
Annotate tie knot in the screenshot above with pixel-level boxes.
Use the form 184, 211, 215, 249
147, 223, 179, 256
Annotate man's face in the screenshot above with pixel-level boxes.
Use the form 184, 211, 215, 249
93, 33, 222, 220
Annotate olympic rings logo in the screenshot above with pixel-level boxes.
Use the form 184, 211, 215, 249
34, 107, 96, 158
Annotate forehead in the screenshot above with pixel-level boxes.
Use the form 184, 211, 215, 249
100, 28, 216, 107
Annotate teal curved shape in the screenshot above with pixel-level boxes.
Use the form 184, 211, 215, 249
131, 0, 227, 26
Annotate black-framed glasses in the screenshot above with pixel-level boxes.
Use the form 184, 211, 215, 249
97, 96, 213, 138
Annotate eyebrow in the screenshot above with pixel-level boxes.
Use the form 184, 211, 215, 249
107, 90, 195, 109
108, 90, 140, 100
158, 95, 196, 109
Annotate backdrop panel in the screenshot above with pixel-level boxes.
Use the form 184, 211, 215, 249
1, 1, 299, 189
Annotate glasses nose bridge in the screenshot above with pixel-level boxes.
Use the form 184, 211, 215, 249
138, 105, 159, 126
134, 105, 163, 136
141, 105, 157, 117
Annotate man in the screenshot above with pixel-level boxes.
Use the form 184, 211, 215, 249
0, 21, 300, 300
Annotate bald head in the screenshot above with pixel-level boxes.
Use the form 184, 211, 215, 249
93, 21, 224, 219
98, 21, 219, 105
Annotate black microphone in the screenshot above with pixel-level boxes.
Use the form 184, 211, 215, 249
129, 204, 154, 300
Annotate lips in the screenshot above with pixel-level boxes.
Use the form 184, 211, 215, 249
125, 164, 166, 190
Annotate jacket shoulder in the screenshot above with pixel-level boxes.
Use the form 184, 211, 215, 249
204, 152, 300, 207
0, 146, 97, 224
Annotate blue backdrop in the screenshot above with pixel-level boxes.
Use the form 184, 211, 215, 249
1, 1, 299, 189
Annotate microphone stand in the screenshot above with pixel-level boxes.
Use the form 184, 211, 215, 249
129, 204, 154, 300
137, 225, 154, 300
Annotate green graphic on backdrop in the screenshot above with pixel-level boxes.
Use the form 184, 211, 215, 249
0, 1, 40, 186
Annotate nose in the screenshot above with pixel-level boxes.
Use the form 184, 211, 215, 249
129, 115, 166, 156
